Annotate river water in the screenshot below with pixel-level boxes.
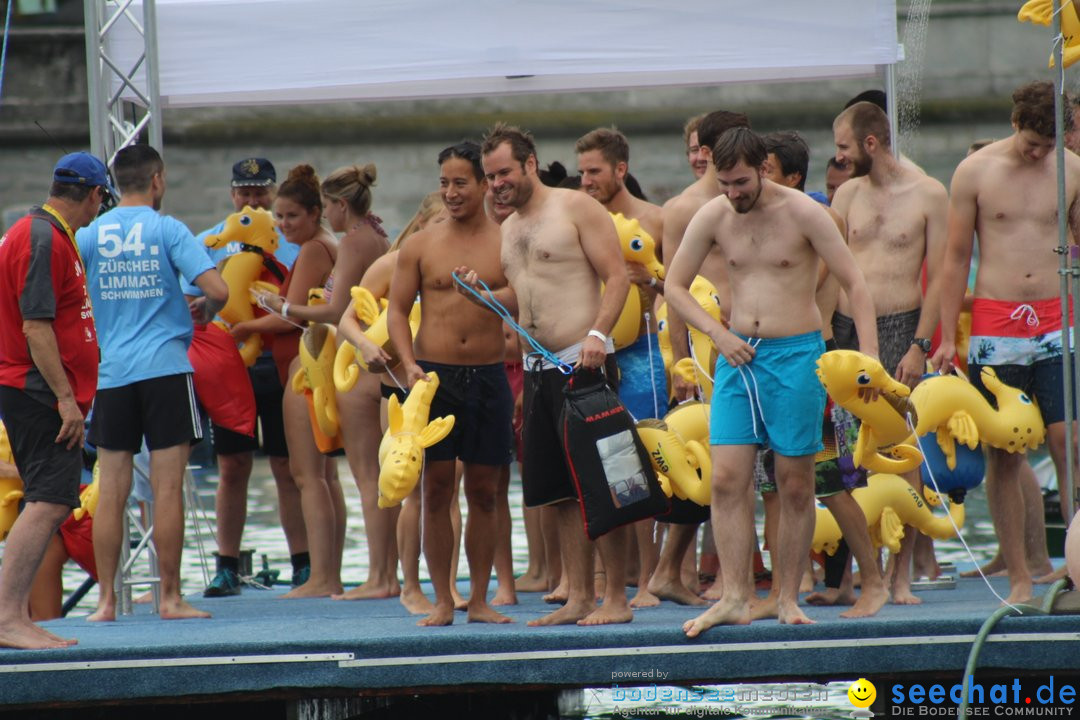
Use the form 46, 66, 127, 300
5, 120, 1046, 718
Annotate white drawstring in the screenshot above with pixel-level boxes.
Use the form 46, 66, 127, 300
1009, 303, 1040, 328
735, 337, 764, 439
643, 313, 660, 419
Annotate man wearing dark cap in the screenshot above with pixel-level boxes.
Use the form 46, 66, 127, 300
0, 151, 112, 648
183, 158, 306, 597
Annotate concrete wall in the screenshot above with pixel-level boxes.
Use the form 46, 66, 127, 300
0, 3, 1067, 145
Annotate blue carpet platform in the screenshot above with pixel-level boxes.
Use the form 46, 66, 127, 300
2, 576, 1079, 713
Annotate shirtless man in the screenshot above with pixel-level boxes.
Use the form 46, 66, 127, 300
824, 158, 853, 206
933, 81, 1080, 605
666, 127, 878, 633
388, 141, 515, 627
469, 123, 632, 626
576, 127, 671, 608
683, 114, 709, 180
832, 101, 949, 605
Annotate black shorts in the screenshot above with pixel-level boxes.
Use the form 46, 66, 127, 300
0, 387, 81, 508
833, 308, 920, 377
416, 360, 514, 466
212, 355, 288, 458
522, 355, 619, 507
969, 357, 1076, 426
88, 373, 203, 453
381, 383, 406, 402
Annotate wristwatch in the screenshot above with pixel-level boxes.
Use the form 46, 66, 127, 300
911, 337, 932, 353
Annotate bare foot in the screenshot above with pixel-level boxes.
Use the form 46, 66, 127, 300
0, 621, 74, 649
1034, 566, 1065, 584
543, 585, 568, 605
491, 587, 518, 607
279, 581, 343, 599
629, 588, 660, 609
332, 580, 401, 601
798, 573, 814, 593
702, 582, 724, 601
134, 590, 154, 605
578, 602, 633, 626
527, 600, 595, 626
840, 586, 890, 619
467, 602, 514, 624
778, 600, 815, 625
805, 588, 855, 607
87, 604, 115, 623
682, 599, 750, 638
400, 586, 435, 615
418, 603, 455, 627
647, 579, 707, 606
35, 626, 77, 646
160, 598, 211, 620
961, 556, 1005, 578
1005, 582, 1035, 606
891, 587, 923, 606
515, 574, 548, 593
750, 593, 778, 621
451, 586, 468, 611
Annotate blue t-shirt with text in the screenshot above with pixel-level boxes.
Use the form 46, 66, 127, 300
77, 205, 215, 389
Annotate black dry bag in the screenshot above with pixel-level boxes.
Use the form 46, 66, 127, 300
560, 367, 669, 540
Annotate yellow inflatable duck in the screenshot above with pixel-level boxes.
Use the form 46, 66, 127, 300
636, 419, 711, 506
910, 368, 1046, 469
73, 466, 100, 522
292, 323, 342, 452
611, 212, 664, 281
671, 276, 723, 397
656, 303, 675, 402
0, 423, 24, 541
204, 206, 281, 366
334, 287, 422, 393
377, 372, 456, 508
815, 350, 923, 474
812, 473, 965, 556
1019, 0, 1080, 68
610, 285, 645, 350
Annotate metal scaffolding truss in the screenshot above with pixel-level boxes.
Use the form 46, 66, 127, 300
83, 0, 162, 166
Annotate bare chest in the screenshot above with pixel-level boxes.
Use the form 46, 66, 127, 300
502, 217, 582, 278
846, 190, 927, 257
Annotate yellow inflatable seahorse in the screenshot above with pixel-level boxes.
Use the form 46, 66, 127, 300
377, 372, 455, 508
910, 368, 1046, 469
1019, 0, 1080, 68
636, 419, 711, 506
334, 287, 421, 392
73, 462, 100, 521
815, 350, 923, 474
612, 212, 664, 281
204, 206, 281, 366
812, 473, 965, 556
0, 423, 24, 541
671, 276, 722, 397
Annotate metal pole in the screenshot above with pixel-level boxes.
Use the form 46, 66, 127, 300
83, 0, 105, 158
1052, 0, 1078, 517
884, 60, 901, 158
142, 0, 163, 153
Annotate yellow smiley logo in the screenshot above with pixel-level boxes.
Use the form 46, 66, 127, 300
848, 678, 877, 708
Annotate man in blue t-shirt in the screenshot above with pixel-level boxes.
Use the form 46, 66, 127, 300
76, 144, 228, 622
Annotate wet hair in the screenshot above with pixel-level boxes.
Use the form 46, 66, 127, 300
967, 138, 995, 154
278, 164, 323, 215
712, 127, 767, 172
538, 161, 568, 187
624, 172, 648, 201
697, 110, 751, 158
683, 114, 705, 148
763, 131, 809, 191
1011, 81, 1072, 137
835, 101, 891, 150
113, 144, 164, 194
321, 163, 376, 217
575, 127, 629, 167
845, 89, 887, 112
392, 191, 443, 251
437, 141, 484, 182
481, 122, 537, 168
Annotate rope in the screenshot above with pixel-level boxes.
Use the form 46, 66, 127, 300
643, 312, 660, 419
0, 0, 12, 107
451, 272, 573, 375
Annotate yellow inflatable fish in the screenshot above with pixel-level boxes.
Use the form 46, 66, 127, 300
611, 212, 664, 281
815, 350, 923, 474
334, 287, 421, 392
0, 423, 24, 541
204, 206, 281, 366
377, 372, 455, 508
910, 368, 1046, 470
1019, 0, 1080, 68
812, 473, 965, 556
292, 323, 341, 442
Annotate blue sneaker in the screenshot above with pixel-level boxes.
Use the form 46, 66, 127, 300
291, 565, 310, 588
203, 567, 241, 597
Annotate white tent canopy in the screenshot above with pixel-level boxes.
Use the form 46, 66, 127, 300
105, 0, 900, 108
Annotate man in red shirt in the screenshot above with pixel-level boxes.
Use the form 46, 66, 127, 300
0, 151, 112, 649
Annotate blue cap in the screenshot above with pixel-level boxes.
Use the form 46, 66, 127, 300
53, 152, 116, 198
